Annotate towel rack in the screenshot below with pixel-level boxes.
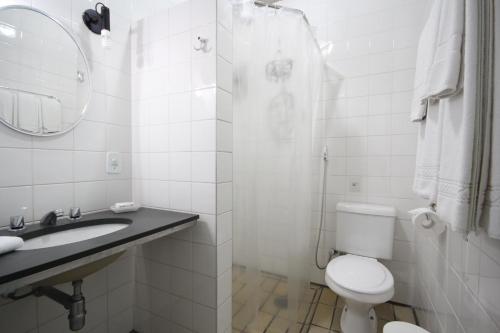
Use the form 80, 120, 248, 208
0, 85, 62, 104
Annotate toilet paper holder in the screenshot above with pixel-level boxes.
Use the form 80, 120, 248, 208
409, 206, 446, 235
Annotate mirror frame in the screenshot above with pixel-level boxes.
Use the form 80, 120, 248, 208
0, 5, 92, 137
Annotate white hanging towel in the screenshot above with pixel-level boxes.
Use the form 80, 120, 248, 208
435, 0, 491, 233
413, 103, 443, 200
17, 92, 41, 133
411, 0, 465, 121
41, 97, 62, 133
480, 2, 500, 239
0, 236, 24, 255
0, 89, 15, 125
414, 0, 497, 237
411, 0, 441, 121
484, 94, 500, 238
483, 106, 500, 237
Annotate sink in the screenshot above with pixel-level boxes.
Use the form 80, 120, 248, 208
19, 223, 129, 250
18, 218, 132, 251
15, 218, 132, 285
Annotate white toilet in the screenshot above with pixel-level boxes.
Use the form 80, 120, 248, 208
325, 202, 397, 333
384, 322, 431, 333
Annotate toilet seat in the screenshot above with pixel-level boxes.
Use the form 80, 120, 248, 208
384, 322, 430, 333
325, 254, 394, 304
327, 254, 394, 294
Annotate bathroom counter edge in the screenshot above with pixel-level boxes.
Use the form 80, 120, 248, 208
0, 208, 199, 287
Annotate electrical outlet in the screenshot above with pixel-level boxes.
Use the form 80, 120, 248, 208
106, 152, 122, 174
349, 177, 362, 193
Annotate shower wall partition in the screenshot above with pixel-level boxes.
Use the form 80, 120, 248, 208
232, 2, 324, 331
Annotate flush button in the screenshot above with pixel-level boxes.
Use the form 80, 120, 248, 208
106, 152, 122, 174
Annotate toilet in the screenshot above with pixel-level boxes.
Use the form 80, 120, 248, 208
325, 202, 397, 333
384, 322, 431, 333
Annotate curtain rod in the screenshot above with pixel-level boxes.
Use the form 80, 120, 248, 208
253, 0, 322, 52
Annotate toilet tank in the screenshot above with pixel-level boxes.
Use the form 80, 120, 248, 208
335, 202, 396, 260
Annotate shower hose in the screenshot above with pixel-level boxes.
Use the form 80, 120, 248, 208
314, 145, 333, 270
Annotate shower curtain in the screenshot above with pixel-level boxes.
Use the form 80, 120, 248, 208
233, 2, 324, 332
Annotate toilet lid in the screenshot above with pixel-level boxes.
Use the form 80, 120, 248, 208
384, 322, 430, 333
326, 254, 393, 295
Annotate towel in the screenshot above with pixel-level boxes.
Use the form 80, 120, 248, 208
0, 89, 15, 125
411, 0, 465, 121
434, 0, 494, 234
41, 97, 62, 133
480, 1, 500, 239
413, 102, 443, 201
411, 0, 441, 121
17, 92, 41, 133
482, 94, 500, 238
426, 0, 465, 99
414, 0, 497, 237
0, 236, 24, 255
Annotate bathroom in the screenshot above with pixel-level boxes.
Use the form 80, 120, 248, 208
0, 0, 498, 332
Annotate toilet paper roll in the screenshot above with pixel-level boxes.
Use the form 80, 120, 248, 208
409, 208, 446, 235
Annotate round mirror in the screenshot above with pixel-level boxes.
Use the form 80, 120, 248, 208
0, 5, 91, 136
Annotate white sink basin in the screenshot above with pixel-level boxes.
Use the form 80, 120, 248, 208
19, 223, 129, 251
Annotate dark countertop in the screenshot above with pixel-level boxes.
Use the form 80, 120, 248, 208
0, 208, 198, 285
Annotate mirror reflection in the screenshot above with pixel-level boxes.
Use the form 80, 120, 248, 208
0, 6, 91, 136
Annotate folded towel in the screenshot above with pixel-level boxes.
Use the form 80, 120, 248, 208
426, 0, 465, 99
17, 92, 41, 133
0, 236, 24, 255
411, 0, 465, 121
0, 89, 15, 125
411, 0, 441, 121
41, 97, 62, 133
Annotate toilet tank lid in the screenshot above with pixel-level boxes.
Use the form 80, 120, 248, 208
336, 202, 396, 217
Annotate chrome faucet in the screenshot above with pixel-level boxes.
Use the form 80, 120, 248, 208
40, 209, 64, 226
9, 216, 25, 231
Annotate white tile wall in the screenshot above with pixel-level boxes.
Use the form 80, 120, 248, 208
131, 0, 233, 331
414, 228, 500, 333
0, 0, 134, 331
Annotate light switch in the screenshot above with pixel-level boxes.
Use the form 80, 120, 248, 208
106, 152, 122, 174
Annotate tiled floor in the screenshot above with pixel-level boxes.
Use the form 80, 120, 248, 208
232, 267, 418, 333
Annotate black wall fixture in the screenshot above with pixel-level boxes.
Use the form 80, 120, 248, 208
82, 2, 110, 35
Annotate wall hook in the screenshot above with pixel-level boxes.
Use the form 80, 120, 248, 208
194, 36, 211, 52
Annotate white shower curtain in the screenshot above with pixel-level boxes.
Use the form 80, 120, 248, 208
232, 2, 323, 332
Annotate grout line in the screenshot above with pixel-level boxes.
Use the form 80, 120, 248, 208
297, 285, 322, 333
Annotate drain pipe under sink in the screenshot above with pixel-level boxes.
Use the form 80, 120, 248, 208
35, 280, 87, 331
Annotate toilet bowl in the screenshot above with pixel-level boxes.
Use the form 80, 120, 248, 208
325, 202, 397, 333
384, 321, 430, 333
326, 254, 394, 333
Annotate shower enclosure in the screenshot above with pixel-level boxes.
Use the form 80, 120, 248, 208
232, 2, 324, 332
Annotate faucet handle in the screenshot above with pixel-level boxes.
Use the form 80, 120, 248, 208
9, 216, 25, 230
69, 207, 81, 220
